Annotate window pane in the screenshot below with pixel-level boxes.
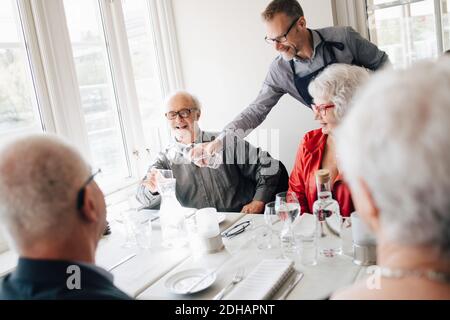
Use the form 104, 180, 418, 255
368, 0, 439, 67
122, 0, 165, 150
443, 0, 450, 51
0, 0, 43, 143
64, 0, 130, 188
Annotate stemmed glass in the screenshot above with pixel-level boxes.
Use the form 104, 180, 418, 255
275, 191, 301, 258
256, 202, 278, 250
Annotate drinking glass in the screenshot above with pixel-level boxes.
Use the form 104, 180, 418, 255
155, 169, 173, 180
256, 202, 278, 250
155, 169, 175, 195
275, 192, 301, 258
122, 209, 152, 250
293, 213, 318, 266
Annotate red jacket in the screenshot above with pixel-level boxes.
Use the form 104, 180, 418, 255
288, 129, 354, 217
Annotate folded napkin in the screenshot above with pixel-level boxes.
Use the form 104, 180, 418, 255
224, 259, 295, 300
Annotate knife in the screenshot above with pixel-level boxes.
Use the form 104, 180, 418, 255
184, 270, 217, 294
277, 272, 304, 300
107, 253, 137, 272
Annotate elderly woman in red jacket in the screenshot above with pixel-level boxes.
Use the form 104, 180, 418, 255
289, 64, 370, 217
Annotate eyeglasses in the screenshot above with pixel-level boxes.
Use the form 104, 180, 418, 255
311, 103, 335, 116
76, 168, 102, 210
265, 16, 300, 45
221, 220, 251, 239
165, 108, 198, 120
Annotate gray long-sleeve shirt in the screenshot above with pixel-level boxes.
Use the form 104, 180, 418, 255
224, 26, 390, 138
136, 131, 287, 212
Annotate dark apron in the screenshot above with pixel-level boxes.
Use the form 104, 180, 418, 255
290, 30, 345, 107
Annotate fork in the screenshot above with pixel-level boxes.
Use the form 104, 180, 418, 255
213, 268, 245, 300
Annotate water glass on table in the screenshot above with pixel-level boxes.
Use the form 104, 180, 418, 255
122, 209, 152, 250
293, 213, 318, 266
275, 192, 301, 259
256, 202, 278, 250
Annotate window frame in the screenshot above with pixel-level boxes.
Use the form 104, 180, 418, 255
4, 0, 183, 204
333, 0, 447, 55
0, 0, 52, 139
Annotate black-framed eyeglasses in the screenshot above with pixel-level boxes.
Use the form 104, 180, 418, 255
221, 220, 251, 239
265, 16, 300, 45
76, 168, 102, 210
165, 108, 198, 120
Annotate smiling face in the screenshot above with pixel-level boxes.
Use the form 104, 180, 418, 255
166, 93, 201, 144
264, 13, 309, 61
312, 96, 338, 135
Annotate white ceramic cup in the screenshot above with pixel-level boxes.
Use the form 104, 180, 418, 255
350, 212, 376, 245
351, 212, 377, 265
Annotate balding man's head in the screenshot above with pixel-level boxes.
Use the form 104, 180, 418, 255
0, 135, 104, 252
164, 91, 202, 144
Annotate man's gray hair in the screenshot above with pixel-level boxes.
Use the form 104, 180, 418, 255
0, 135, 89, 248
336, 58, 450, 258
308, 64, 371, 122
164, 90, 202, 111
262, 0, 304, 21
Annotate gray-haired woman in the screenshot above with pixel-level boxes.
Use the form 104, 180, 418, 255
333, 58, 450, 299
288, 63, 370, 217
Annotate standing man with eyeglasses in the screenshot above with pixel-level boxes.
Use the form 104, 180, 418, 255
136, 91, 288, 214
190, 0, 389, 162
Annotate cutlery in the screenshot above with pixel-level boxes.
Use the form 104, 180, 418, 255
277, 272, 304, 300
213, 267, 245, 300
141, 215, 160, 224
107, 253, 137, 272
184, 270, 216, 294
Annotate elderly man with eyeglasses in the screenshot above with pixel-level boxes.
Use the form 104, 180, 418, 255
136, 91, 288, 214
0, 135, 131, 300
190, 0, 390, 162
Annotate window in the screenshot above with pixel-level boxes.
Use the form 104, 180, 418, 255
0, 0, 182, 201
63, 0, 131, 189
443, 0, 450, 50
367, 0, 450, 67
122, 0, 165, 152
0, 0, 43, 144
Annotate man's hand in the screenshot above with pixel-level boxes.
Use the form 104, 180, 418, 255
189, 139, 223, 167
241, 200, 265, 214
142, 169, 159, 194
188, 142, 209, 167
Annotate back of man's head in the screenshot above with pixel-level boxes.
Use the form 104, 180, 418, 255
0, 135, 89, 251
262, 0, 304, 21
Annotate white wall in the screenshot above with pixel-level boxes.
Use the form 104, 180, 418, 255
171, 0, 335, 172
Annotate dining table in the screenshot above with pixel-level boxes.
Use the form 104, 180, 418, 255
0, 205, 371, 300
92, 209, 370, 300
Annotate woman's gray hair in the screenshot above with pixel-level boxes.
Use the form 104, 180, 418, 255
308, 64, 371, 122
0, 135, 89, 248
336, 58, 450, 258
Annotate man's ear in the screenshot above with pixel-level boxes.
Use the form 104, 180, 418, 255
298, 16, 307, 29
79, 186, 98, 223
196, 110, 201, 121
356, 178, 381, 233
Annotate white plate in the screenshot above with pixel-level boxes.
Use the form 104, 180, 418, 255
217, 212, 226, 224
165, 268, 216, 295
